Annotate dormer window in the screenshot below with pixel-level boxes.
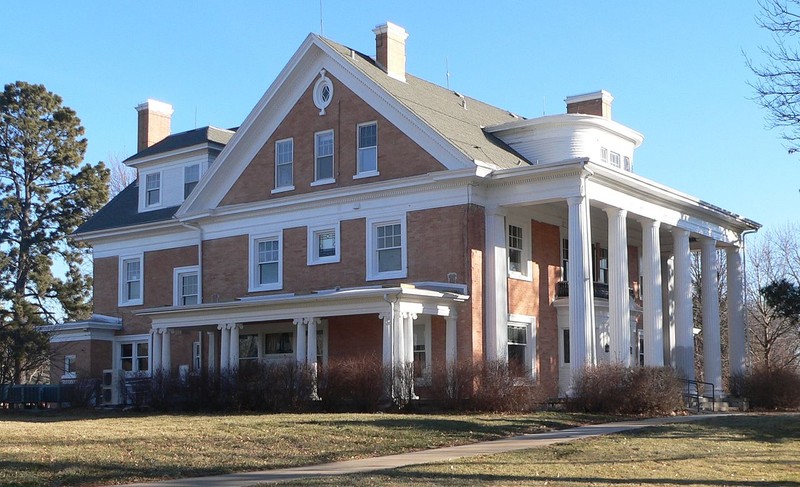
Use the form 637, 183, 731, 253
184, 164, 199, 199
145, 173, 161, 207
610, 152, 621, 168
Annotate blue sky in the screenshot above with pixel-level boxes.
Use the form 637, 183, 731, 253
3, 1, 798, 233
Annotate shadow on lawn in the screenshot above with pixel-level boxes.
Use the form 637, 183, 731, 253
627, 414, 800, 444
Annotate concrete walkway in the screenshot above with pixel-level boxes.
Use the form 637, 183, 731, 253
116, 413, 731, 487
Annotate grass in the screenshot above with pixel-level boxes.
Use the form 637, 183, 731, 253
0, 410, 609, 486
288, 414, 800, 486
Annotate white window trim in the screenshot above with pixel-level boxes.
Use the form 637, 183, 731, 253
274, 137, 294, 191
114, 334, 151, 378
313, 129, 335, 185
355, 121, 379, 178
413, 317, 432, 385
173, 265, 201, 306
233, 321, 328, 365
507, 219, 532, 281
366, 215, 407, 281
118, 253, 144, 307
249, 231, 283, 292
508, 314, 536, 379
143, 171, 162, 209
307, 222, 341, 266
183, 164, 200, 200
62, 354, 77, 380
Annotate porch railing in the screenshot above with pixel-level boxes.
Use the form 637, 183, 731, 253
680, 378, 716, 412
0, 383, 77, 407
555, 281, 610, 299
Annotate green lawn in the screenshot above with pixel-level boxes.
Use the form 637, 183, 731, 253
288, 414, 800, 486
0, 410, 607, 486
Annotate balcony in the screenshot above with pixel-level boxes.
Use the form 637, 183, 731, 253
556, 281, 609, 299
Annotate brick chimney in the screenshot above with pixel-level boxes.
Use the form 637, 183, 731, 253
373, 22, 408, 82
135, 99, 173, 152
565, 90, 613, 119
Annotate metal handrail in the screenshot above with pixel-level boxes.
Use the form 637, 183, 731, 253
680, 378, 715, 412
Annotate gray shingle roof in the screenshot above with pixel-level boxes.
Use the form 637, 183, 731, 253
124, 126, 235, 163
320, 37, 530, 169
75, 180, 180, 234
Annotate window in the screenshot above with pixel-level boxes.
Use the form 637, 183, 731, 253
275, 138, 294, 190
314, 130, 334, 183
192, 341, 201, 370
239, 334, 259, 361
413, 322, 431, 380
601, 147, 609, 164
120, 256, 143, 306
145, 172, 161, 206
250, 233, 282, 291
638, 330, 645, 367
63, 355, 76, 380
562, 238, 569, 281
264, 332, 293, 355
120, 342, 149, 374
184, 164, 200, 199
562, 329, 570, 365
308, 223, 340, 265
367, 217, 406, 280
356, 122, 378, 176
610, 151, 621, 168
174, 267, 199, 306
597, 247, 609, 284
508, 224, 523, 274
624, 156, 632, 172
507, 324, 527, 376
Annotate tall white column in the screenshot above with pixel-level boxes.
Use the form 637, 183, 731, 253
151, 328, 162, 372
701, 237, 723, 393
218, 324, 230, 371
445, 312, 458, 365
727, 245, 746, 378
403, 312, 416, 365
229, 324, 241, 369
294, 318, 307, 365
206, 331, 216, 374
673, 229, 694, 380
306, 318, 319, 367
394, 310, 405, 367
567, 194, 595, 385
161, 329, 171, 374
484, 208, 508, 361
640, 218, 664, 366
605, 207, 630, 365
380, 312, 393, 367
662, 254, 676, 367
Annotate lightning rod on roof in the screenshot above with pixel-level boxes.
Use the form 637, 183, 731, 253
319, 0, 324, 35
446, 57, 451, 90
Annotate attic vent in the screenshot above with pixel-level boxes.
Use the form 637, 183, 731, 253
313, 70, 334, 116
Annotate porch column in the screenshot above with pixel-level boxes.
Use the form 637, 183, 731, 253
673, 228, 695, 380
567, 193, 595, 383
701, 237, 723, 393
394, 310, 405, 368
727, 244, 746, 378
662, 254, 676, 368
294, 318, 307, 365
161, 329, 171, 374
218, 324, 230, 372
151, 328, 163, 372
206, 331, 216, 374
445, 312, 458, 366
403, 312, 417, 399
306, 318, 319, 367
380, 312, 393, 367
640, 218, 664, 366
605, 207, 631, 365
229, 324, 241, 369
484, 208, 508, 361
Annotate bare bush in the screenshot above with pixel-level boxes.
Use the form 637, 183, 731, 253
743, 366, 800, 410
568, 364, 683, 415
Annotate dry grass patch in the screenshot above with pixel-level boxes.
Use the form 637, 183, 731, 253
0, 410, 607, 486
290, 414, 800, 486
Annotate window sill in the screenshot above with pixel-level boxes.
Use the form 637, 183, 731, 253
248, 283, 282, 293
353, 170, 380, 180
118, 299, 143, 307
271, 185, 295, 194
308, 256, 341, 266
310, 178, 336, 187
508, 272, 532, 282
366, 270, 407, 281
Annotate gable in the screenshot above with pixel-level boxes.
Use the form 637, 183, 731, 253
220, 71, 445, 207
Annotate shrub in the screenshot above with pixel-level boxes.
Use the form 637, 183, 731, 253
567, 364, 682, 415
743, 366, 800, 410
429, 360, 475, 410
317, 354, 386, 412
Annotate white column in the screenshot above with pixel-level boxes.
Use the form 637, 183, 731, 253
445, 312, 458, 366
605, 207, 630, 365
380, 312, 393, 367
294, 318, 307, 365
403, 312, 416, 365
673, 229, 694, 380
229, 323, 241, 369
484, 208, 508, 361
394, 310, 405, 368
161, 329, 171, 374
727, 245, 746, 379
701, 237, 723, 393
218, 324, 230, 371
206, 331, 216, 374
151, 328, 162, 372
640, 218, 664, 366
567, 194, 595, 384
662, 254, 676, 367
306, 318, 319, 367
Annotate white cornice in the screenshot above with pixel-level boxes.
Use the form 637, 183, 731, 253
125, 142, 224, 168
486, 113, 644, 148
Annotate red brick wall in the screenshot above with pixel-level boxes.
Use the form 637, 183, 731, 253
203, 235, 249, 302
327, 314, 382, 362
220, 72, 445, 206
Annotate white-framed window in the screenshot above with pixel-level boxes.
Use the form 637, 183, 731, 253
508, 224, 523, 273
173, 266, 200, 306
601, 147, 609, 164
367, 216, 406, 280
184, 164, 200, 199
413, 318, 432, 383
596, 247, 609, 284
145, 172, 161, 207
307, 223, 340, 265
313, 70, 334, 115
63, 355, 76, 380
507, 219, 531, 279
561, 328, 571, 365
249, 232, 283, 291
356, 121, 378, 177
239, 334, 260, 362
119, 340, 149, 375
264, 332, 294, 355
561, 238, 569, 281
192, 341, 201, 370
119, 255, 143, 306
313, 130, 335, 184
638, 330, 645, 367
274, 138, 294, 191
507, 315, 535, 378
610, 151, 621, 168
624, 156, 632, 172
